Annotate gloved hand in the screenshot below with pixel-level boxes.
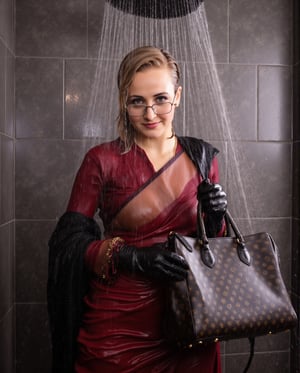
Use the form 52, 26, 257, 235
118, 243, 189, 282
197, 178, 227, 237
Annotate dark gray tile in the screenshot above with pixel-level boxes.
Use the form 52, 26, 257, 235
1, 135, 14, 223
16, 304, 51, 373
225, 350, 289, 373
294, 0, 300, 64
230, 0, 292, 64
4, 48, 15, 138
0, 309, 15, 373
0, 44, 14, 137
16, 58, 63, 139
292, 219, 300, 296
16, 0, 87, 58
219, 341, 225, 355
87, 0, 106, 58
293, 65, 300, 141
220, 351, 225, 372
0, 223, 14, 320
293, 142, 300, 218
290, 292, 299, 373
0, 0, 14, 52
226, 331, 290, 355
65, 59, 97, 139
291, 220, 300, 373
258, 66, 292, 141
185, 63, 256, 141
217, 64, 257, 141
0, 42, 5, 132
64, 59, 119, 139
184, 61, 220, 139
205, 0, 228, 63
154, 0, 228, 63
236, 218, 291, 289
227, 142, 291, 218
15, 139, 93, 219
16, 221, 56, 303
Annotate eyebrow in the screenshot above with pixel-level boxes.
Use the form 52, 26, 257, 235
128, 92, 170, 99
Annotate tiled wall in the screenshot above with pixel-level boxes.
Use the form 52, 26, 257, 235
0, 0, 15, 372
292, 1, 300, 372
13, 0, 298, 372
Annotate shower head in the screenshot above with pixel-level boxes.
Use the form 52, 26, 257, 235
107, 0, 204, 19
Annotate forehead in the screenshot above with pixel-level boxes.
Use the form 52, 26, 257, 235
128, 67, 175, 96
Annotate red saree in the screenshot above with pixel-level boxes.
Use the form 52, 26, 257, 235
67, 138, 222, 373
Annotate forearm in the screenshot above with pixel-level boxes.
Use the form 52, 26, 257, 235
85, 234, 190, 283
85, 237, 124, 284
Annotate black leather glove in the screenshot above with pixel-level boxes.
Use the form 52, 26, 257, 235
118, 243, 189, 282
197, 178, 227, 237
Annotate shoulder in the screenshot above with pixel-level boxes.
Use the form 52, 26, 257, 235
88, 138, 122, 155
178, 136, 219, 157
84, 138, 123, 162
177, 136, 219, 179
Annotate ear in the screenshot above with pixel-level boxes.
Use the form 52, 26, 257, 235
174, 86, 182, 106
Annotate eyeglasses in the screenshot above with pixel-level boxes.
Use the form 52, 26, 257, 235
126, 93, 177, 117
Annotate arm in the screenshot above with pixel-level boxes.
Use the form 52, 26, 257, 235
47, 149, 103, 373
66, 150, 110, 277
198, 157, 227, 237
47, 211, 101, 373
178, 137, 227, 238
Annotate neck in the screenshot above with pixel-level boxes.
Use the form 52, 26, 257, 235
135, 135, 176, 155
135, 135, 177, 172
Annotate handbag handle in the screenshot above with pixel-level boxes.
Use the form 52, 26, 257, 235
196, 202, 251, 268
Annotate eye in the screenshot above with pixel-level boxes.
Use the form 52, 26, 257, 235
128, 97, 144, 106
155, 95, 169, 104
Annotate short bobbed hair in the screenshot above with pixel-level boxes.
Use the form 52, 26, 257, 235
117, 46, 180, 151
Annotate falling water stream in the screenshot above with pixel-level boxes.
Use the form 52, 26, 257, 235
83, 0, 253, 232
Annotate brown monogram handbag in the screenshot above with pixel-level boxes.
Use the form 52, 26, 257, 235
165, 203, 297, 371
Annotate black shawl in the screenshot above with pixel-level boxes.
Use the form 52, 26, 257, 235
47, 211, 101, 373
178, 136, 218, 179
47, 137, 218, 372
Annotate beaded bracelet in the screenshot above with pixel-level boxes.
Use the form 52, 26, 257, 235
96, 237, 125, 284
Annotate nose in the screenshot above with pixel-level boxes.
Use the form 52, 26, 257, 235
143, 106, 156, 120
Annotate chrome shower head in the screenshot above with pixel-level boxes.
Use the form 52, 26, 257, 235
107, 0, 204, 19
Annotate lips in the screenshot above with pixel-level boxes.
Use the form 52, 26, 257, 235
143, 122, 160, 129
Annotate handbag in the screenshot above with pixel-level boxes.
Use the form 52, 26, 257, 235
165, 202, 298, 372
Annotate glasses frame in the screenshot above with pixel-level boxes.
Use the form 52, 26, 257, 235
126, 91, 177, 117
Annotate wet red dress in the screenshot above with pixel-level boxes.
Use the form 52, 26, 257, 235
67, 138, 222, 373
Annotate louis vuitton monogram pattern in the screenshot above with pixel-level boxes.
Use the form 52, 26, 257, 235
165, 232, 297, 348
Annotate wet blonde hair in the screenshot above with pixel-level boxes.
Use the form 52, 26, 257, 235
117, 46, 181, 152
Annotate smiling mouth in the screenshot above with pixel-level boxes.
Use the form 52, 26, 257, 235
143, 121, 160, 127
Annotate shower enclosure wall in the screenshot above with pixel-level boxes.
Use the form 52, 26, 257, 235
0, 0, 299, 372
0, 0, 15, 372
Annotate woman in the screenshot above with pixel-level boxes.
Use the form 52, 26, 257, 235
47, 46, 227, 373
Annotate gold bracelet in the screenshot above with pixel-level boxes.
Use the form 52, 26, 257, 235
98, 237, 124, 283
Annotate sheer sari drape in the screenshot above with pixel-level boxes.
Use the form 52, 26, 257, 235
75, 141, 220, 372
48, 137, 222, 373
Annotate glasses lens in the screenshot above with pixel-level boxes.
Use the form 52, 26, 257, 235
127, 102, 173, 116
153, 102, 172, 115
127, 104, 143, 116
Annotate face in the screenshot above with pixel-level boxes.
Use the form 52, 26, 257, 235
126, 67, 182, 142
